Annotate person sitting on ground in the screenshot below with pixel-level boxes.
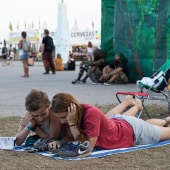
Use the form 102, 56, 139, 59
54, 53, 64, 71
48, 93, 170, 152
64, 53, 75, 71
98, 52, 130, 86
15, 89, 63, 146
72, 49, 105, 84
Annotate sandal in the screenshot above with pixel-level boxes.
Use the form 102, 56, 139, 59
163, 117, 170, 127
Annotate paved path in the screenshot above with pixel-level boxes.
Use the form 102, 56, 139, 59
0, 61, 167, 117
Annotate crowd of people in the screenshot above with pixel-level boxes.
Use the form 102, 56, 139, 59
0, 44, 15, 66
1, 29, 130, 86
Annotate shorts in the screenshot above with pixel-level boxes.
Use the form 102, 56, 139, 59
110, 114, 161, 146
87, 52, 93, 57
20, 54, 29, 60
115, 71, 129, 84
3, 55, 7, 60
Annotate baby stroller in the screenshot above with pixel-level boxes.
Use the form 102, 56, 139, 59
116, 60, 170, 118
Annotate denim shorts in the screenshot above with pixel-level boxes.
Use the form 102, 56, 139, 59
110, 114, 161, 146
20, 54, 29, 60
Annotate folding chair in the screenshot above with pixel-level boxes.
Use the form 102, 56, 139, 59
116, 60, 170, 118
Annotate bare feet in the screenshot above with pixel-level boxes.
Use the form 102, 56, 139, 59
164, 117, 170, 127
135, 99, 143, 111
124, 95, 135, 107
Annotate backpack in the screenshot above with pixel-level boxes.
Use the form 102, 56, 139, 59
2, 47, 7, 55
33, 137, 55, 151
22, 40, 31, 53
46, 37, 54, 51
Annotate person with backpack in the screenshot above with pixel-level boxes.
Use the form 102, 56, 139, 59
41, 29, 55, 74
18, 31, 31, 77
2, 44, 8, 66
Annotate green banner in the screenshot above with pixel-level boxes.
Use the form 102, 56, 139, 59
101, 0, 170, 82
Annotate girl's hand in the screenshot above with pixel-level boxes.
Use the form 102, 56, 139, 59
67, 103, 76, 125
48, 141, 61, 149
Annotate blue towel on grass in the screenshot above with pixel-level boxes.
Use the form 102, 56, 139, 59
11, 140, 170, 160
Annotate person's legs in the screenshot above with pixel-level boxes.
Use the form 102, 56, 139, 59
108, 73, 119, 82
48, 52, 55, 74
21, 59, 29, 77
2, 56, 7, 66
42, 52, 50, 74
99, 67, 113, 82
105, 72, 129, 85
72, 68, 85, 84
43, 60, 50, 74
90, 66, 102, 83
122, 99, 143, 116
10, 58, 14, 66
105, 95, 137, 118
80, 67, 93, 83
159, 126, 170, 141
146, 117, 170, 127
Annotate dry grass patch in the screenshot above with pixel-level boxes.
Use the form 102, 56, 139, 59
0, 104, 170, 170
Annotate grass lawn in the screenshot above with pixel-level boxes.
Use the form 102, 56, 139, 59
0, 104, 170, 170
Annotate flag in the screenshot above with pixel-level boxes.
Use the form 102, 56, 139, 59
32, 20, 34, 29
17, 21, 19, 30
92, 20, 94, 29
9, 22, 13, 31
24, 20, 26, 29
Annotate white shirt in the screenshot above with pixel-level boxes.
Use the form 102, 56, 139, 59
87, 47, 93, 53
10, 51, 14, 58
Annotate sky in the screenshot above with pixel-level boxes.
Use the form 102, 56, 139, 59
0, 0, 101, 42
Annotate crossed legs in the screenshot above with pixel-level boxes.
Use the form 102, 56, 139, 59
105, 95, 140, 118
105, 95, 170, 128
106, 95, 170, 142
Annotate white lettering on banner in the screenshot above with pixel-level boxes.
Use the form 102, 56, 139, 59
71, 31, 95, 38
40, 30, 99, 41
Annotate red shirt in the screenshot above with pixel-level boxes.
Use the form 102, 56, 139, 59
82, 104, 134, 149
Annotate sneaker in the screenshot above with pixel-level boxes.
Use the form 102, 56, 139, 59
79, 80, 86, 84
57, 141, 91, 158
104, 81, 112, 86
43, 72, 49, 74
72, 78, 81, 84
51, 141, 74, 153
91, 80, 103, 85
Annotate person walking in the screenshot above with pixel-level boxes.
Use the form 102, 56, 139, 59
42, 29, 56, 74
2, 44, 8, 66
18, 31, 31, 77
